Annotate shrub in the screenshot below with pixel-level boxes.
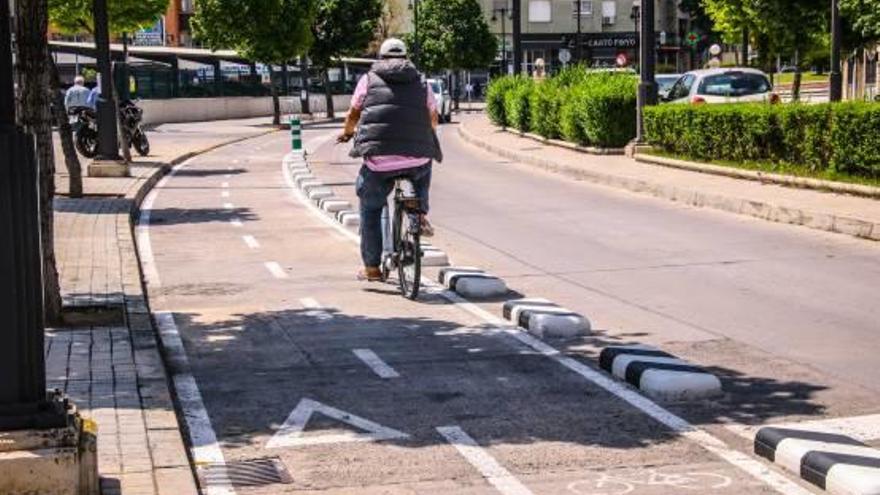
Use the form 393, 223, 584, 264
503, 76, 534, 132
829, 102, 880, 176
486, 75, 518, 126
775, 104, 831, 170
530, 79, 563, 139
560, 85, 588, 145
576, 73, 638, 148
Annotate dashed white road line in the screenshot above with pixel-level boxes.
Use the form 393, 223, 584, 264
352, 349, 400, 379
265, 261, 289, 279
283, 150, 812, 495
221, 181, 230, 188
229, 217, 243, 228
437, 426, 534, 495
242, 235, 260, 249
223, 202, 234, 210
299, 297, 333, 321
224, 174, 232, 179
221, 190, 230, 198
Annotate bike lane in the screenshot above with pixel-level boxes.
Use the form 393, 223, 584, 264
139, 127, 800, 494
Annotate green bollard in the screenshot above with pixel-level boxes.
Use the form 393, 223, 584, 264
290, 116, 303, 152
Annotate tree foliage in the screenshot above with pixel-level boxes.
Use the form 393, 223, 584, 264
840, 0, 880, 45
406, 0, 497, 73
48, 0, 168, 36
193, 0, 316, 64
310, 0, 383, 67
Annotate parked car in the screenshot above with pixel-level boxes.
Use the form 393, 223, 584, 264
426, 78, 452, 123
655, 74, 682, 100
662, 68, 779, 104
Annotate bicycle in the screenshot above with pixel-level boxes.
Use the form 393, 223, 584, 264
380, 178, 422, 300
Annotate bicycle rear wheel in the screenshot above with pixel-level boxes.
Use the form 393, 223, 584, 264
395, 207, 421, 300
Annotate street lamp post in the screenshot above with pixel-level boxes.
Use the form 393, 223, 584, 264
512, 0, 522, 75
636, 0, 657, 143
492, 3, 511, 75
575, 0, 582, 64
93, 0, 122, 162
0, 0, 66, 430
829, 0, 842, 101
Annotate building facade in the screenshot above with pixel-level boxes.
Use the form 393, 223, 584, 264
394, 0, 688, 74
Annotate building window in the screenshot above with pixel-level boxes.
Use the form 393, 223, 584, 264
528, 0, 552, 23
601, 1, 616, 25
572, 1, 593, 18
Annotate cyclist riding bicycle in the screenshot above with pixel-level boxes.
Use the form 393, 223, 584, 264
338, 38, 443, 282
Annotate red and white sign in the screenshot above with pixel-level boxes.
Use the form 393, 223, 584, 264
616, 53, 629, 67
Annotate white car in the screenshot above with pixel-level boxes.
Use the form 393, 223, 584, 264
663, 68, 779, 104
426, 78, 452, 123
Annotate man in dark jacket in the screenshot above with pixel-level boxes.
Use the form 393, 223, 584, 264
338, 38, 442, 282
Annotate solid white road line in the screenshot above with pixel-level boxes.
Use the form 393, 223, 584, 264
352, 349, 400, 379
265, 261, 289, 279
242, 235, 260, 249
139, 159, 235, 495
437, 426, 534, 495
229, 217, 243, 228
282, 149, 812, 495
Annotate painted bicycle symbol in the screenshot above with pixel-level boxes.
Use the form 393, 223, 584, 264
567, 469, 733, 495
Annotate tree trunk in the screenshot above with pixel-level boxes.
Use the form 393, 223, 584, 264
119, 34, 132, 162
270, 65, 281, 126
322, 68, 335, 120
14, 0, 63, 325
792, 49, 802, 102
49, 58, 82, 198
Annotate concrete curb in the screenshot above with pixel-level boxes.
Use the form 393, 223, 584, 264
502, 298, 590, 339
598, 345, 722, 402
459, 121, 880, 242
634, 152, 880, 200
754, 427, 880, 494
438, 267, 508, 299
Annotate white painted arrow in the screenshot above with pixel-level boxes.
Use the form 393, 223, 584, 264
266, 398, 409, 448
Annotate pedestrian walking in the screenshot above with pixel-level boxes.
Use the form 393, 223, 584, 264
64, 75, 91, 111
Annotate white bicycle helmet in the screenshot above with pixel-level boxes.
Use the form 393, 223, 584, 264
379, 38, 408, 59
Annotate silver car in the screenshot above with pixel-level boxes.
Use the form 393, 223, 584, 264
426, 78, 452, 123
662, 68, 778, 104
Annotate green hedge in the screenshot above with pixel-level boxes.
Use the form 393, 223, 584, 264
644, 102, 880, 178
486, 69, 638, 148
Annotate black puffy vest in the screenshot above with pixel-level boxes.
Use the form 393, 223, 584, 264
351, 59, 443, 162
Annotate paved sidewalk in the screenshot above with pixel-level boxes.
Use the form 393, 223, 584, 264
48, 116, 280, 494
459, 113, 880, 242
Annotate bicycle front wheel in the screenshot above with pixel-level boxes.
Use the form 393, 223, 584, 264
395, 209, 421, 300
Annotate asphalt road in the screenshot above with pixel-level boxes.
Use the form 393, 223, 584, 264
139, 117, 880, 495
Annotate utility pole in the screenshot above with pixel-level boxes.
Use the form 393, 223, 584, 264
576, 0, 582, 64
512, 0, 522, 74
829, 0, 842, 101
635, 0, 657, 143
92, 0, 122, 163
0, 0, 66, 430
492, 3, 510, 75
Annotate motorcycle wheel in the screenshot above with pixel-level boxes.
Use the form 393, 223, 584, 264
133, 131, 150, 156
75, 129, 98, 158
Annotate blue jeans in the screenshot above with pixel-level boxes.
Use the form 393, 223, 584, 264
356, 162, 432, 267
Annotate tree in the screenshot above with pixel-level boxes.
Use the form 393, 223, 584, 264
370, 0, 406, 55
841, 0, 880, 44
48, 0, 168, 36
405, 0, 497, 74
310, 0, 383, 119
15, 0, 63, 324
193, 0, 317, 126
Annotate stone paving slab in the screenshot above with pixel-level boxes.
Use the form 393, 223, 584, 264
459, 114, 880, 242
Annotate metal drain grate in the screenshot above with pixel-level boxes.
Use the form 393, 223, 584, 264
203, 457, 293, 488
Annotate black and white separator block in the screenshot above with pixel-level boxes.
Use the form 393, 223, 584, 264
336, 210, 361, 227
597, 345, 722, 401
318, 198, 351, 213
421, 243, 450, 267
502, 298, 590, 339
755, 427, 880, 495
438, 267, 508, 299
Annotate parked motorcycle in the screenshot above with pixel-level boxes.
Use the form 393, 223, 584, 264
69, 106, 98, 159
119, 99, 150, 157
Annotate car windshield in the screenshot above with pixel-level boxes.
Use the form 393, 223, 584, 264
656, 76, 680, 92
698, 72, 770, 97
430, 82, 442, 94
